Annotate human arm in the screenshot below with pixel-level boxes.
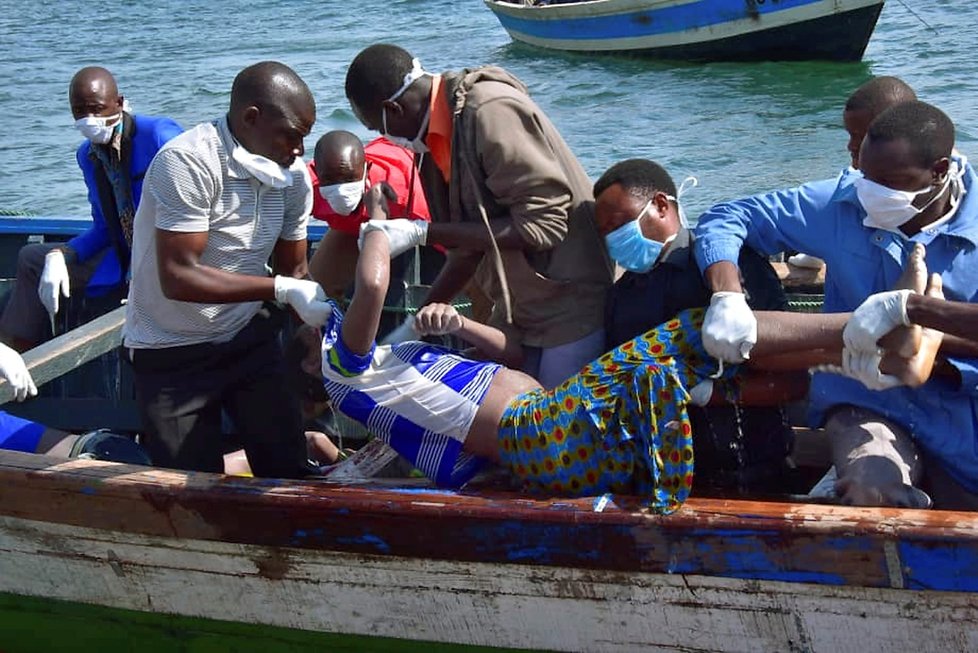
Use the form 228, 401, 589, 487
66, 146, 111, 263
423, 248, 485, 305
414, 303, 524, 368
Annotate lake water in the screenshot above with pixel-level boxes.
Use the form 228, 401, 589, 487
1, 0, 976, 222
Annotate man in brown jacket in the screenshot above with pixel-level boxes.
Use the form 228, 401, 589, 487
345, 44, 614, 388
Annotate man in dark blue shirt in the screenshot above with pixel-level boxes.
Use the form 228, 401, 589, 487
598, 159, 793, 494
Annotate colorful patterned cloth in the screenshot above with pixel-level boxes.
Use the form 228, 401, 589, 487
497, 308, 735, 514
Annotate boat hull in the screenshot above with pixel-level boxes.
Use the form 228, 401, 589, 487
485, 0, 885, 61
2, 451, 978, 651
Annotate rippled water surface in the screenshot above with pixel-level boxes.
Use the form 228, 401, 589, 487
1, 0, 975, 220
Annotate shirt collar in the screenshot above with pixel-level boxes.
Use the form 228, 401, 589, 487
659, 227, 693, 269
217, 115, 250, 181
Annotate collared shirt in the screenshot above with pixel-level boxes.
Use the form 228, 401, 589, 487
693, 158, 978, 491
425, 74, 453, 182
124, 116, 312, 349
308, 137, 430, 235
319, 301, 502, 487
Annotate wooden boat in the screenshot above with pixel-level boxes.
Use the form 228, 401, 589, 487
484, 0, 886, 62
0, 277, 977, 652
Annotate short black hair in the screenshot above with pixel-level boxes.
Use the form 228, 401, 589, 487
845, 76, 917, 117
593, 159, 677, 201
866, 101, 954, 168
230, 61, 313, 118
345, 44, 416, 116
283, 328, 330, 404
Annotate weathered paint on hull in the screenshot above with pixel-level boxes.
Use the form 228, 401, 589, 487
485, 0, 884, 61
2, 516, 978, 652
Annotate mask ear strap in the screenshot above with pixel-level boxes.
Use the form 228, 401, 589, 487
672, 176, 699, 228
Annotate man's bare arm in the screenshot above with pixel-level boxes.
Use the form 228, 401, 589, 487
156, 229, 275, 303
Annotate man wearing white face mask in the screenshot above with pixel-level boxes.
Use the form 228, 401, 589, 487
0, 66, 181, 352
306, 130, 432, 300
344, 44, 614, 389
595, 159, 794, 494
123, 62, 328, 478
694, 101, 978, 510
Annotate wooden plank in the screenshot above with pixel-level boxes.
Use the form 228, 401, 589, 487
2, 516, 977, 653
772, 260, 826, 293
0, 305, 125, 405
1, 451, 978, 592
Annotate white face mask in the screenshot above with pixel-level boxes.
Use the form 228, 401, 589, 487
381, 57, 431, 154
231, 145, 293, 189
74, 113, 122, 145
319, 166, 366, 215
856, 173, 950, 233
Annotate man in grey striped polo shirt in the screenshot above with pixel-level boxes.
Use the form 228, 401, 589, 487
124, 62, 331, 478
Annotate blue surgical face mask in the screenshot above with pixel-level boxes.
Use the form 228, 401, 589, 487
604, 201, 676, 273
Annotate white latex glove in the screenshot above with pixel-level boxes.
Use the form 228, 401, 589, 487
842, 289, 911, 353
0, 343, 37, 402
273, 276, 332, 327
842, 347, 904, 391
38, 249, 70, 319
688, 379, 714, 407
787, 253, 825, 270
702, 291, 757, 363
414, 303, 463, 336
358, 219, 428, 258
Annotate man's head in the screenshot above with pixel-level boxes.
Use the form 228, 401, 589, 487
844, 76, 917, 169
345, 44, 432, 147
228, 61, 316, 167
69, 66, 124, 144
284, 325, 329, 405
593, 159, 682, 274
856, 101, 955, 234
314, 131, 367, 215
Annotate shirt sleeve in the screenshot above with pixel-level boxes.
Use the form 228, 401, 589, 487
281, 160, 312, 241
473, 96, 573, 251
321, 300, 375, 378
693, 178, 844, 274
147, 147, 216, 233
68, 146, 111, 262
944, 356, 978, 396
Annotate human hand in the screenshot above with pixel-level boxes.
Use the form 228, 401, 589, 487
702, 292, 757, 363
843, 289, 911, 353
363, 181, 398, 220
841, 347, 904, 391
358, 219, 428, 258
38, 249, 70, 319
273, 276, 332, 327
414, 303, 464, 336
688, 379, 714, 407
0, 342, 37, 402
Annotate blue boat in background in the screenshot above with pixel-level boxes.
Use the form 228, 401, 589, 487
485, 0, 885, 61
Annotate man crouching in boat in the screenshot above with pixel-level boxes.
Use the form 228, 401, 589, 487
288, 181, 945, 513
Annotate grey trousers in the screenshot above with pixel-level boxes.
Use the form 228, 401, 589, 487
0, 242, 105, 345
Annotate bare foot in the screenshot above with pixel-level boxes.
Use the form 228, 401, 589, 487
880, 273, 945, 387
878, 243, 926, 358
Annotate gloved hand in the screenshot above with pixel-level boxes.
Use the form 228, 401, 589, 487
414, 303, 464, 336
843, 289, 911, 353
702, 291, 757, 363
841, 346, 904, 391
0, 343, 37, 402
273, 276, 332, 327
358, 219, 428, 258
38, 249, 70, 319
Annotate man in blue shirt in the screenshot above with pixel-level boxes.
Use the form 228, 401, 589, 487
694, 101, 978, 509
0, 66, 182, 351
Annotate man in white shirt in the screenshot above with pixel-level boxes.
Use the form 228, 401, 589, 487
124, 61, 331, 478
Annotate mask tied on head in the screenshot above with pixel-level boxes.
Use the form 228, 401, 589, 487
381, 58, 431, 154
74, 113, 122, 145
231, 145, 294, 189
604, 201, 677, 273
320, 164, 367, 215
673, 175, 699, 228
856, 171, 952, 235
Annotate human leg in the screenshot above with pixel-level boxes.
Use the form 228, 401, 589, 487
129, 345, 226, 473
824, 405, 931, 508
0, 243, 105, 350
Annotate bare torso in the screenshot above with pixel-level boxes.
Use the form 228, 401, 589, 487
463, 367, 540, 462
